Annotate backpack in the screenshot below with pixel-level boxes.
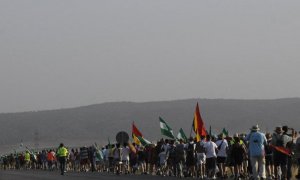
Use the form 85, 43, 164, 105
168, 146, 176, 159
176, 144, 184, 154
195, 141, 205, 153
175, 144, 185, 159
187, 143, 195, 157
265, 141, 272, 155
276, 135, 284, 147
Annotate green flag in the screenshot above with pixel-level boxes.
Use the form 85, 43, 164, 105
222, 128, 229, 136
137, 136, 151, 146
177, 128, 188, 142
94, 143, 103, 160
108, 137, 112, 149
159, 117, 175, 139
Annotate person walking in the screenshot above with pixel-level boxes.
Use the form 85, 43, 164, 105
231, 133, 247, 179
245, 125, 267, 180
295, 131, 300, 179
24, 150, 31, 170
175, 139, 186, 178
216, 133, 229, 179
195, 136, 206, 179
272, 126, 293, 179
204, 135, 218, 179
282, 126, 295, 180
265, 133, 275, 179
57, 143, 68, 175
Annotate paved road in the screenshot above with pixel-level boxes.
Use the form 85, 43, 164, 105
0, 170, 181, 180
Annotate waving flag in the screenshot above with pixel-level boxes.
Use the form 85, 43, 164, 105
177, 128, 188, 142
159, 117, 175, 139
132, 122, 143, 145
222, 128, 229, 136
270, 144, 291, 156
137, 136, 151, 146
192, 102, 207, 142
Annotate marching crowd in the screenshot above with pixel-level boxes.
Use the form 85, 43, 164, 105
1, 125, 300, 180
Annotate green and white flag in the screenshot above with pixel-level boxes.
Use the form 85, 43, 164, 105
137, 136, 152, 146
222, 128, 229, 136
177, 128, 188, 142
159, 117, 175, 139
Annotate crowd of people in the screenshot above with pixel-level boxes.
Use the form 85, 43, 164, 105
1, 125, 300, 180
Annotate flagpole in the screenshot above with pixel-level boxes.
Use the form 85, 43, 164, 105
189, 122, 193, 138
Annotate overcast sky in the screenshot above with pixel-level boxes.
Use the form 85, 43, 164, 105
0, 0, 300, 113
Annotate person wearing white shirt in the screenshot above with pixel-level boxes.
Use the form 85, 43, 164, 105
216, 134, 229, 178
204, 135, 218, 179
121, 144, 130, 174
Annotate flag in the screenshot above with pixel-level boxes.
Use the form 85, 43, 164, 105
222, 128, 229, 136
132, 122, 143, 137
159, 117, 175, 139
132, 122, 143, 145
132, 134, 141, 146
177, 128, 188, 142
270, 144, 291, 156
94, 143, 103, 160
108, 137, 112, 149
192, 102, 207, 142
137, 136, 151, 146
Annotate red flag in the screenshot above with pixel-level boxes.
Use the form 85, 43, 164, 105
132, 122, 143, 137
193, 103, 207, 141
270, 144, 291, 156
132, 122, 143, 145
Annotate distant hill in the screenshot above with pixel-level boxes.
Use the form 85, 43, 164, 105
1, 98, 300, 154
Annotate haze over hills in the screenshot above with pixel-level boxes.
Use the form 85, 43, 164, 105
1, 98, 300, 154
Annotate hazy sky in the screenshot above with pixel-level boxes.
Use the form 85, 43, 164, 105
1, 0, 300, 113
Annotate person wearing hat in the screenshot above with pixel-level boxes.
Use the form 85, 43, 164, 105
245, 124, 267, 180
271, 126, 293, 179
282, 126, 296, 180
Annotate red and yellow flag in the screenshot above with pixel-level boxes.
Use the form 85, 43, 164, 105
193, 102, 207, 142
132, 122, 143, 145
270, 144, 291, 156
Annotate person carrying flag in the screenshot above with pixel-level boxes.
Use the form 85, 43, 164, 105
271, 127, 293, 179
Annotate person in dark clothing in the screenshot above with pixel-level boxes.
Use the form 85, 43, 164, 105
186, 137, 196, 177
282, 126, 295, 180
80, 146, 89, 172
231, 134, 247, 179
175, 139, 186, 178
272, 127, 293, 179
88, 146, 96, 172
265, 133, 275, 179
137, 146, 146, 174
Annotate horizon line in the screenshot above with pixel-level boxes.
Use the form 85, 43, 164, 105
1, 97, 299, 114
